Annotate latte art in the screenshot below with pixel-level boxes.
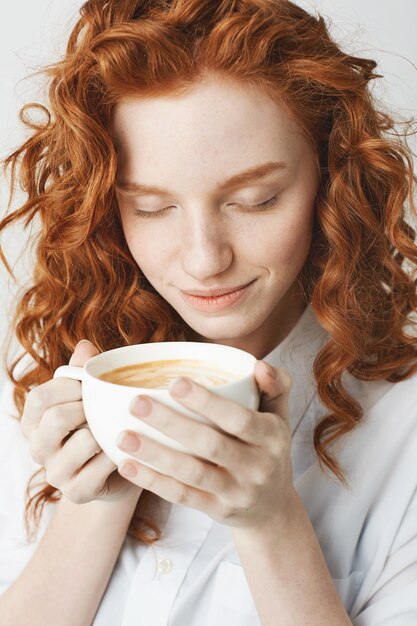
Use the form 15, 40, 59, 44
99, 358, 239, 388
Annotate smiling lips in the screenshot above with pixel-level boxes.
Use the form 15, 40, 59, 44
180, 280, 255, 312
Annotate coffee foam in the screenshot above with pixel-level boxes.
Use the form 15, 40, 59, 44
99, 358, 239, 389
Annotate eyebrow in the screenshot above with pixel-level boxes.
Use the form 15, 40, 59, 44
115, 161, 288, 196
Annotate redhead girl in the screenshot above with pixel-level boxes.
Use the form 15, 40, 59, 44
0, 1, 416, 625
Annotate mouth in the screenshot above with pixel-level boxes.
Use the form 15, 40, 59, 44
179, 280, 256, 313
182, 280, 255, 298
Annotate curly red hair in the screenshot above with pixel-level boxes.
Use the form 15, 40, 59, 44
1, 0, 416, 545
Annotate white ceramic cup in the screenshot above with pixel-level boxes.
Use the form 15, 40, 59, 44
53, 341, 260, 468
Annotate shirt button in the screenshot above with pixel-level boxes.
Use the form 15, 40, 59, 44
156, 558, 173, 575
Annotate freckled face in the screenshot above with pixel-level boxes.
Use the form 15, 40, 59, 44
112, 76, 319, 356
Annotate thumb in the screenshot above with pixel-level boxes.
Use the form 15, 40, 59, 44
69, 339, 101, 367
255, 360, 292, 422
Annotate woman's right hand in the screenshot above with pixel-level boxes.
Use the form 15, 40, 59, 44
20, 340, 143, 505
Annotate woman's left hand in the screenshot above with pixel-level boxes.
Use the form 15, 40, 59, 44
116, 361, 295, 530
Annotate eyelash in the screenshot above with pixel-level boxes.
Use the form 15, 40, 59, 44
132, 193, 280, 219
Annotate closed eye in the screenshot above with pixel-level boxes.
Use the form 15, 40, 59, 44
131, 193, 280, 219
236, 193, 280, 212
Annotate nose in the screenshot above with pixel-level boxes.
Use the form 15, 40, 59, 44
180, 211, 233, 281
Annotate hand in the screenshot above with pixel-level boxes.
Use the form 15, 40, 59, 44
21, 340, 142, 505
116, 361, 295, 529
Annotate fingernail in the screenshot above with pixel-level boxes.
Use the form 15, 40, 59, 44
75, 339, 91, 348
117, 432, 141, 452
130, 396, 152, 417
119, 461, 138, 477
171, 377, 192, 397
264, 362, 277, 379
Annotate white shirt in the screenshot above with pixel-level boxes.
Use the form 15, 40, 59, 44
1, 304, 417, 625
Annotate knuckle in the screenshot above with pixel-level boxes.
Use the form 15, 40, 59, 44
63, 483, 89, 505
29, 438, 45, 465
89, 480, 106, 500
31, 451, 43, 465
272, 439, 285, 458
263, 446, 277, 471
238, 490, 256, 511
260, 413, 275, 438
252, 463, 269, 486
280, 369, 293, 392
213, 465, 232, 492
43, 406, 71, 437
174, 485, 188, 504
270, 431, 289, 459
189, 460, 205, 485
89, 438, 102, 456
45, 465, 62, 490
22, 384, 60, 436
205, 431, 223, 458
144, 472, 157, 490
220, 503, 235, 520
26, 386, 48, 413
235, 410, 254, 437
77, 427, 100, 455
198, 389, 212, 414
43, 405, 64, 424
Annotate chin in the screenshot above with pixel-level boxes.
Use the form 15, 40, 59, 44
183, 312, 263, 342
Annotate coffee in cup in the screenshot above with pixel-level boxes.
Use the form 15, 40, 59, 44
99, 359, 240, 388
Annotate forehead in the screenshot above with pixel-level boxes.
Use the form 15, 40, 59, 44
112, 77, 304, 149
111, 77, 316, 186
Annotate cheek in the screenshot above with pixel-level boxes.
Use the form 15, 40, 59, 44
119, 214, 165, 274
250, 209, 314, 272
279, 213, 313, 267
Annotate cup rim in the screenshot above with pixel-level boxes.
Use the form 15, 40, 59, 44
83, 341, 257, 391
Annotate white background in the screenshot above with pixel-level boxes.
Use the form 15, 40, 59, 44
0, 0, 416, 389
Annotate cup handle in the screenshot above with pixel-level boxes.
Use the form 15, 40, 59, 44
53, 365, 85, 381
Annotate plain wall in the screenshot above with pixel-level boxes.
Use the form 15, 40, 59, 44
1, 0, 416, 389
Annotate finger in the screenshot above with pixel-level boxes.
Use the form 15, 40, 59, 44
255, 361, 292, 422
65, 451, 124, 504
101, 467, 142, 501
20, 340, 99, 439
45, 427, 101, 489
21, 378, 82, 438
118, 460, 221, 518
164, 377, 272, 445
69, 339, 100, 366
128, 396, 258, 472
29, 401, 86, 465
94, 461, 141, 502
117, 432, 236, 495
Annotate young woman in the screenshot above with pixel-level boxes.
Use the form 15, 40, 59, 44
0, 1, 416, 625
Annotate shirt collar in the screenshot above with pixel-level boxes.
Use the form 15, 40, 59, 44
263, 304, 330, 436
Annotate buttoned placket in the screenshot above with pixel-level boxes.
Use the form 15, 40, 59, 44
121, 504, 213, 626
